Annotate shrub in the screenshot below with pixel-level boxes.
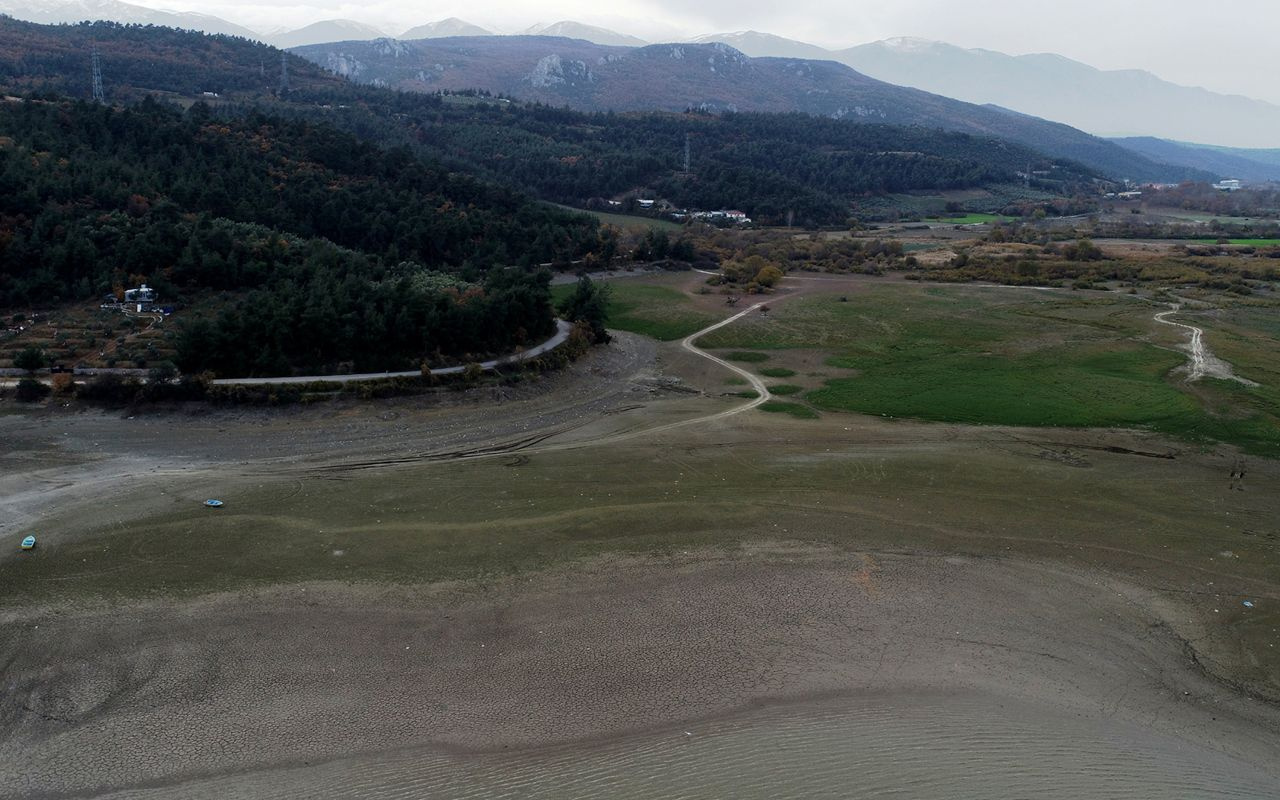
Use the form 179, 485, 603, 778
50, 373, 76, 395
15, 378, 51, 402
14, 346, 44, 373
78, 373, 141, 405
147, 362, 178, 385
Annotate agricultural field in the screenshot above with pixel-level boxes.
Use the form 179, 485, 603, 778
1, 305, 178, 370
922, 213, 1009, 225
551, 204, 685, 233
1199, 238, 1280, 246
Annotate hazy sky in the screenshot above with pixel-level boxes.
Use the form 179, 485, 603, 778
139, 0, 1280, 104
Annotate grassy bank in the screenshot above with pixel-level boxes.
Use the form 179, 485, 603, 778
550, 204, 684, 233
699, 285, 1280, 455
923, 213, 1008, 225
554, 281, 718, 341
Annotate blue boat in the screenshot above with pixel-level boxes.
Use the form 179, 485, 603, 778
20, 535, 35, 550
204, 499, 224, 508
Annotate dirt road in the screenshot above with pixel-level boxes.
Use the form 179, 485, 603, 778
1153, 305, 1256, 385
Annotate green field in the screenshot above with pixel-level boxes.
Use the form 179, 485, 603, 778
699, 286, 1280, 455
1198, 238, 1280, 247
725, 351, 769, 363
923, 213, 1008, 225
551, 204, 684, 232
553, 281, 717, 341
811, 343, 1195, 427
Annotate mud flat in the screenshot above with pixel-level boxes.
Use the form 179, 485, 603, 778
2, 321, 1279, 798
3, 550, 1279, 799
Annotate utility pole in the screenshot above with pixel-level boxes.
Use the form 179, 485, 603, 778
91, 46, 105, 104
278, 52, 289, 95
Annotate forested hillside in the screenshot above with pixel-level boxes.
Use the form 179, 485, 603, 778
343, 100, 1100, 226
0, 98, 603, 376
292, 35, 1203, 183
0, 18, 1214, 378
0, 18, 1201, 197
0, 16, 344, 100
0, 19, 1107, 225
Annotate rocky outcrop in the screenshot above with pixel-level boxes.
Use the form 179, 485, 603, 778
526, 54, 593, 88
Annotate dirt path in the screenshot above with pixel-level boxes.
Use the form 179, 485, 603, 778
1153, 305, 1257, 385
668, 301, 773, 420
390, 301, 779, 464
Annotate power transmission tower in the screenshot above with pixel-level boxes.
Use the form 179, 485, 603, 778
278, 52, 289, 95
91, 46, 105, 104
683, 132, 691, 173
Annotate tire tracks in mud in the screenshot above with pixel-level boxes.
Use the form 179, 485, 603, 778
299, 302, 778, 475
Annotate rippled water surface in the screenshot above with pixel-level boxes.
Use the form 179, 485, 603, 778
115, 692, 1278, 799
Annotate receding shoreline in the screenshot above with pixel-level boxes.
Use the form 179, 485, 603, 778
2, 321, 1279, 798
3, 549, 1279, 798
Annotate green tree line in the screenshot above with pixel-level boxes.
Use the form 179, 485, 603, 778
0, 98, 599, 375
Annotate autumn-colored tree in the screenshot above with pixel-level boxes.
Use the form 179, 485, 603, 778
754, 265, 784, 288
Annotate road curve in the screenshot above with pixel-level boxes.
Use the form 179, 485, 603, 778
497, 301, 776, 456
212, 320, 573, 386
678, 302, 773, 417
337, 300, 780, 469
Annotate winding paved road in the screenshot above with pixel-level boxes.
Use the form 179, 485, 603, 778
212, 320, 573, 386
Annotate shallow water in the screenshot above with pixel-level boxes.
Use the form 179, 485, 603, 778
110, 691, 1279, 799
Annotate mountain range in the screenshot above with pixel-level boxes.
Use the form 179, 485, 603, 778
401, 18, 492, 40
1108, 139, 1280, 183
522, 21, 646, 47
0, 0, 258, 38
291, 35, 1200, 183
1, 0, 1275, 169
686, 33, 1280, 152
267, 19, 387, 49
0, 17, 1110, 228
834, 38, 1280, 150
